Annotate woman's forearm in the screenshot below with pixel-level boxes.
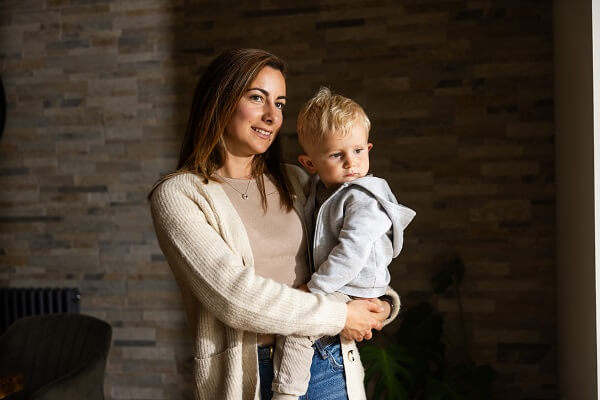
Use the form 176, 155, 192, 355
151, 180, 347, 337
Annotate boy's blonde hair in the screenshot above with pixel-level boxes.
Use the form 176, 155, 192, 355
297, 87, 371, 152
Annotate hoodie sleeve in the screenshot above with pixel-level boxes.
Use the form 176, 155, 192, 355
307, 196, 392, 294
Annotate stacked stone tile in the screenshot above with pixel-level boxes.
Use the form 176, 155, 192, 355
0, 1, 555, 399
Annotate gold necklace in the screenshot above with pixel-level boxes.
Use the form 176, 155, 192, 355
217, 174, 252, 200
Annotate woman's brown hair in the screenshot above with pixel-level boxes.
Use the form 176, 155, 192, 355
151, 48, 294, 211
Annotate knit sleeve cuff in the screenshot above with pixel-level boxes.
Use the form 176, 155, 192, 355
381, 287, 401, 327
323, 295, 347, 335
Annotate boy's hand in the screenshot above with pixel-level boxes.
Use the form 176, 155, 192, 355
297, 283, 310, 292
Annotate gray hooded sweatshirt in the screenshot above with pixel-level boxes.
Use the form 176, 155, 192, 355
305, 175, 416, 298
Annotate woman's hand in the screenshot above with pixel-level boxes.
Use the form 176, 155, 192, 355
341, 299, 384, 342
371, 297, 391, 323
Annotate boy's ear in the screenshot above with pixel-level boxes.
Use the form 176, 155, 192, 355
298, 154, 317, 174
367, 143, 373, 151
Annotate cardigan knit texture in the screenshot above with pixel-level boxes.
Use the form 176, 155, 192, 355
150, 165, 400, 399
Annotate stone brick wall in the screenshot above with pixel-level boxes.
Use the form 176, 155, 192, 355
0, 1, 555, 399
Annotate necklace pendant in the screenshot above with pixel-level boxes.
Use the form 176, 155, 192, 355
242, 193, 249, 200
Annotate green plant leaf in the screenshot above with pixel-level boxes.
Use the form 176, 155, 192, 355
361, 343, 414, 399
362, 256, 496, 400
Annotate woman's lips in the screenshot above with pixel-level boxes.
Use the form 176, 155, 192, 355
252, 126, 272, 139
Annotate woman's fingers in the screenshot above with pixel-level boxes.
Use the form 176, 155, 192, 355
340, 327, 369, 342
370, 298, 391, 323
340, 330, 352, 341
372, 320, 383, 331
343, 299, 385, 341
366, 298, 385, 313
364, 299, 385, 330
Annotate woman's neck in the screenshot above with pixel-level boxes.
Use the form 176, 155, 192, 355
219, 155, 255, 179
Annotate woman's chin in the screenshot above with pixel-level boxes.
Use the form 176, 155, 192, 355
250, 142, 274, 155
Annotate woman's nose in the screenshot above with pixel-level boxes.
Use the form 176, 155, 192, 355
262, 103, 280, 125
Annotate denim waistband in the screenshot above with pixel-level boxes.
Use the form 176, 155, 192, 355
257, 335, 339, 361
314, 335, 340, 359
257, 345, 273, 361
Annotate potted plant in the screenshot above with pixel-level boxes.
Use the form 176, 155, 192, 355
361, 257, 496, 400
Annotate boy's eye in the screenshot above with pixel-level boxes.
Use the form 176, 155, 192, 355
355, 148, 363, 154
329, 153, 342, 159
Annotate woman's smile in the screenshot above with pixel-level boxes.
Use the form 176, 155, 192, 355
252, 126, 273, 139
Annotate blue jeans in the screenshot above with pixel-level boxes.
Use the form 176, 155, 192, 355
259, 337, 348, 400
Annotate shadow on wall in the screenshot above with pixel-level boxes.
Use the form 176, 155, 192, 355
0, 76, 5, 142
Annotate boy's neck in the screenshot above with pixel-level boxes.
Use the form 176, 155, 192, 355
318, 178, 342, 191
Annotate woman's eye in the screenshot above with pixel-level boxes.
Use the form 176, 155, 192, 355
250, 94, 263, 102
275, 102, 285, 110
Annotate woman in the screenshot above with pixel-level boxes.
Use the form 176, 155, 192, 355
149, 48, 400, 400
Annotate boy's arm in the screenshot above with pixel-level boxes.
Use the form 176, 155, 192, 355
307, 197, 392, 294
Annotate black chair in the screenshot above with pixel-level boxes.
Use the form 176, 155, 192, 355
0, 313, 112, 400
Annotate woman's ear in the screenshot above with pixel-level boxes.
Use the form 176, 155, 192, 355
298, 154, 317, 174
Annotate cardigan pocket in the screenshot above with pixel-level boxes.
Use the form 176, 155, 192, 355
193, 346, 243, 398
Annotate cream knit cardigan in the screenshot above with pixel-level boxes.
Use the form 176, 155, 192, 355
150, 165, 400, 400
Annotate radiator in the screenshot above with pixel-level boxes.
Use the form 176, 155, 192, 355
0, 288, 80, 335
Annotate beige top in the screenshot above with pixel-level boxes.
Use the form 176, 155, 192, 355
219, 175, 309, 288
220, 174, 310, 346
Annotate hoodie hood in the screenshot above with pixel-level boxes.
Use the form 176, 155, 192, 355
341, 176, 416, 257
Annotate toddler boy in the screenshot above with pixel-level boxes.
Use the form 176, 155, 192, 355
271, 87, 416, 399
